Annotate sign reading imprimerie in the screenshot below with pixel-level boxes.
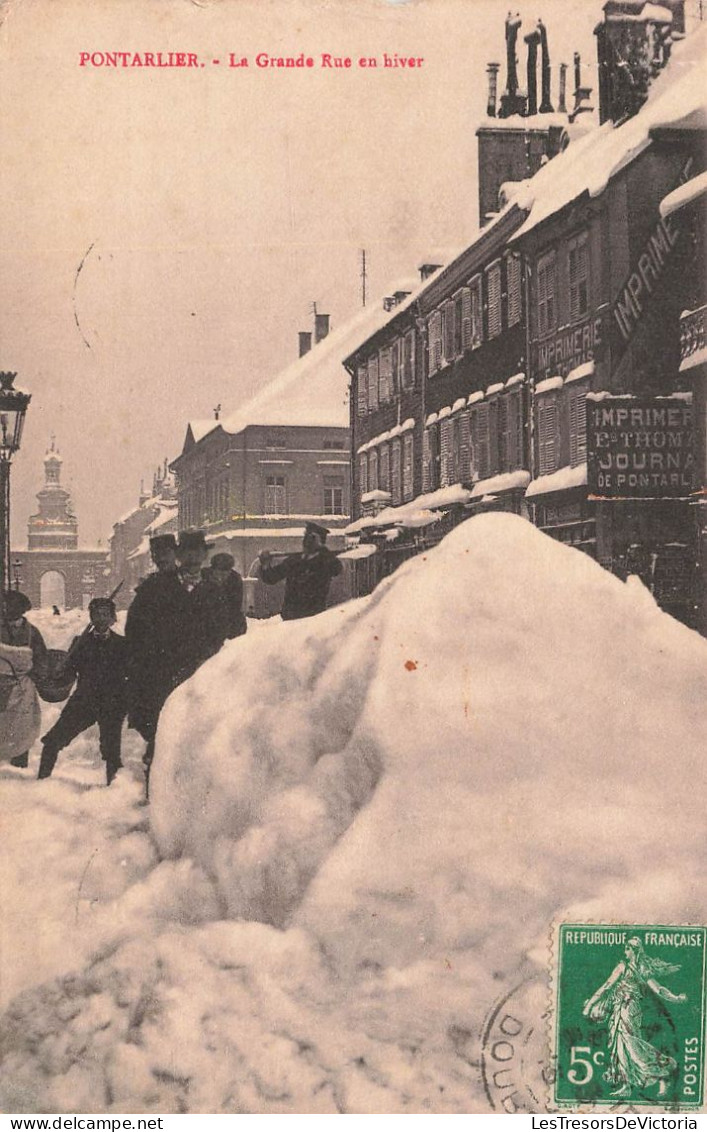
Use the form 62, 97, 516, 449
587, 395, 694, 499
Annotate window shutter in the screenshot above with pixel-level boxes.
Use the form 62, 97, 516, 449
444, 300, 456, 362
428, 311, 442, 376
379, 443, 390, 492
357, 365, 368, 416
487, 263, 502, 339
379, 348, 392, 403
498, 395, 509, 472
569, 386, 588, 467
391, 339, 400, 393
569, 234, 589, 323
369, 449, 379, 491
537, 253, 556, 337
458, 410, 472, 483
506, 254, 522, 327
461, 287, 472, 350
422, 427, 432, 492
406, 329, 416, 388
505, 391, 521, 470
471, 277, 483, 347
472, 403, 490, 480
368, 355, 379, 411
391, 439, 402, 505
403, 433, 414, 501
440, 418, 452, 486
538, 394, 559, 475
359, 453, 368, 496
488, 397, 500, 475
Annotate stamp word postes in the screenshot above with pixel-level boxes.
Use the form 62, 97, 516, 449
554, 924, 706, 1108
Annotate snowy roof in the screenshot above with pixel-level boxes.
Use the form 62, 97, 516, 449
221, 285, 419, 435
144, 503, 179, 534
510, 26, 707, 242
660, 170, 707, 217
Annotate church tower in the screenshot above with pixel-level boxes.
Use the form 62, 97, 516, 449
27, 437, 79, 551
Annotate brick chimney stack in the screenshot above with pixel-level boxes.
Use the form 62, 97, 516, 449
298, 331, 312, 357
524, 25, 541, 117
314, 313, 330, 343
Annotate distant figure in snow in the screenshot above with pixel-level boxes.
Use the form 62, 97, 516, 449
197, 551, 247, 658
0, 591, 47, 768
258, 522, 342, 621
38, 597, 128, 785
125, 529, 216, 792
52, 605, 60, 617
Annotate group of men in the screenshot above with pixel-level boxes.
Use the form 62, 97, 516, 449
8, 520, 342, 788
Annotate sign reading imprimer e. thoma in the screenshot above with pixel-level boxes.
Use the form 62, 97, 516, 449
587, 395, 694, 500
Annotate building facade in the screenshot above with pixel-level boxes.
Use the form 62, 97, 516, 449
11, 440, 106, 609
106, 463, 178, 606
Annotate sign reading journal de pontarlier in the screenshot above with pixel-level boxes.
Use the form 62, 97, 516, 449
587, 396, 694, 500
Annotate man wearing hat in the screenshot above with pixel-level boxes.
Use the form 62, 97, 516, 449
197, 551, 247, 656
37, 597, 128, 784
1, 591, 47, 767
258, 522, 343, 621
125, 529, 216, 788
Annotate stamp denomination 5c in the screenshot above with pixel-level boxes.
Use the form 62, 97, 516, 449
554, 924, 706, 1108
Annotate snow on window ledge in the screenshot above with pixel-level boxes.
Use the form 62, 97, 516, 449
526, 463, 588, 498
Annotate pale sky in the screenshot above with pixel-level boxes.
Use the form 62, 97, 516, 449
1, 0, 613, 546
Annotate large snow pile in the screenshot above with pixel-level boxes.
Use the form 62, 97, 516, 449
1, 515, 705, 1113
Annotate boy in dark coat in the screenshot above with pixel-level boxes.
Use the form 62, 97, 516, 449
258, 522, 342, 620
38, 598, 127, 784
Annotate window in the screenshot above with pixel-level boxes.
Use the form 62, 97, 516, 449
428, 311, 443, 377
569, 232, 589, 323
568, 383, 588, 467
537, 393, 560, 475
323, 475, 344, 515
440, 417, 453, 486
537, 252, 556, 337
443, 300, 455, 363
470, 402, 490, 480
379, 347, 393, 404
486, 261, 502, 339
359, 453, 368, 497
379, 443, 390, 493
367, 355, 379, 411
506, 253, 522, 327
357, 365, 368, 417
470, 276, 483, 347
422, 425, 439, 491
390, 439, 402, 505
461, 287, 472, 351
403, 433, 414, 501
500, 389, 524, 471
454, 293, 463, 357
487, 396, 500, 475
402, 329, 416, 389
265, 475, 287, 514
368, 448, 378, 491
391, 339, 400, 394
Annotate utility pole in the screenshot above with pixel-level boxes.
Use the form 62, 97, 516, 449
360, 249, 367, 308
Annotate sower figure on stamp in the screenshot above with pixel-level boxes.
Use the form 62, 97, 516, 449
258, 522, 343, 621
38, 598, 127, 784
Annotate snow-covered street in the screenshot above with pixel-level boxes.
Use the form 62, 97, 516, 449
1, 515, 705, 1113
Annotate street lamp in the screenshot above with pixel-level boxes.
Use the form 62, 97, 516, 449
13, 559, 22, 591
0, 372, 31, 615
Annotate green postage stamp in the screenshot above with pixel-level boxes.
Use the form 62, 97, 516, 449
554, 924, 706, 1108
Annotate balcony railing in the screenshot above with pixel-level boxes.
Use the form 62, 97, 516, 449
680, 305, 706, 370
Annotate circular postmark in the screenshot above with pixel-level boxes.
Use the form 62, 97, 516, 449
480, 973, 556, 1114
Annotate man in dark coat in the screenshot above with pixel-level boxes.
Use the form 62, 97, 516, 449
258, 522, 343, 620
197, 551, 247, 658
38, 598, 127, 784
125, 530, 214, 789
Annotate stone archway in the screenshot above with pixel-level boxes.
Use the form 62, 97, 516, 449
40, 570, 66, 610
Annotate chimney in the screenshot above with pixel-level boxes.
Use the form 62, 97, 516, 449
524, 26, 541, 117
499, 12, 525, 118
538, 20, 554, 113
570, 51, 594, 121
419, 262, 442, 282
299, 331, 312, 357
595, 1, 683, 125
393, 289, 411, 305
486, 62, 500, 117
558, 62, 567, 113
383, 297, 395, 312
314, 313, 330, 343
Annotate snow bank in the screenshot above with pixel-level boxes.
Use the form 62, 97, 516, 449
2, 516, 705, 1113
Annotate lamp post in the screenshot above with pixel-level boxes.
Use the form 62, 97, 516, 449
0, 372, 31, 620
13, 559, 22, 591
